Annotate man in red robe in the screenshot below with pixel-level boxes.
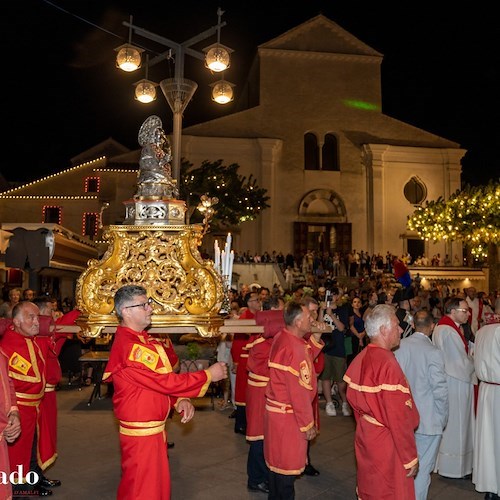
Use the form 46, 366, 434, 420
246, 301, 284, 493
264, 301, 323, 498
344, 304, 420, 499
35, 298, 79, 484
0, 301, 54, 497
230, 291, 261, 434
102, 285, 227, 500
0, 347, 21, 500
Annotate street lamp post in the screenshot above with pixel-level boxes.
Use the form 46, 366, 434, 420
117, 9, 233, 193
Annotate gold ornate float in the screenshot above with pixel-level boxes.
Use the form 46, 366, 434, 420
74, 116, 225, 337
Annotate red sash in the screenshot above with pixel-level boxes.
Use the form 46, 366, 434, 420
437, 315, 468, 354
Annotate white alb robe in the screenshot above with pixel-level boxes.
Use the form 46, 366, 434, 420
432, 322, 476, 478
472, 323, 500, 495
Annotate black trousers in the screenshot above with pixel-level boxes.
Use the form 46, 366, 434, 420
268, 471, 295, 500
30, 428, 44, 479
234, 405, 246, 433
247, 439, 269, 486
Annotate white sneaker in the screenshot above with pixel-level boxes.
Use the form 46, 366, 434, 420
325, 402, 337, 416
342, 402, 352, 416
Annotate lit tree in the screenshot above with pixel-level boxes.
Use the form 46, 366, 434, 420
180, 159, 270, 228
407, 181, 500, 289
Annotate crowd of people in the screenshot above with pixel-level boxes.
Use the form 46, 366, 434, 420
231, 248, 471, 285
218, 267, 499, 499
0, 266, 499, 499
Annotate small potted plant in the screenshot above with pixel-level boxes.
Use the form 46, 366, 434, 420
186, 341, 201, 361
181, 342, 202, 372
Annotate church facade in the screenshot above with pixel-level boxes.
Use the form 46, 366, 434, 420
181, 15, 464, 260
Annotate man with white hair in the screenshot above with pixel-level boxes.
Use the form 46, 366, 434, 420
344, 304, 420, 499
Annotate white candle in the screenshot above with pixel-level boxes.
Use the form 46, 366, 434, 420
214, 240, 220, 272
221, 250, 226, 276
223, 232, 232, 278
228, 250, 234, 282
224, 241, 230, 264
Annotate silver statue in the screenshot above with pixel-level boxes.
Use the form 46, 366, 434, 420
135, 115, 178, 199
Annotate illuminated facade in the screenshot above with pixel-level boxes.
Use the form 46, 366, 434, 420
181, 15, 465, 260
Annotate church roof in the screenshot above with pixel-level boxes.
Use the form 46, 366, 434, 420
259, 14, 382, 58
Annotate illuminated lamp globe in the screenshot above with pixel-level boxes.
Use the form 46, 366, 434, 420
134, 79, 157, 103
211, 80, 235, 104
115, 43, 143, 72
204, 44, 232, 72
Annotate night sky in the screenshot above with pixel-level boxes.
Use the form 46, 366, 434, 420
3, 1, 498, 187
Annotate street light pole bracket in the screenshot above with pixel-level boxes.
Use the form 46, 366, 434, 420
160, 78, 198, 114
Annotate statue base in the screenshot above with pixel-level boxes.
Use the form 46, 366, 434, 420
123, 198, 187, 225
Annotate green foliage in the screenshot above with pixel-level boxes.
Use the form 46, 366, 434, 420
186, 342, 201, 360
180, 159, 270, 227
407, 181, 500, 258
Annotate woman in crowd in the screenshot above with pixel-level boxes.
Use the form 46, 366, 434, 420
348, 297, 366, 366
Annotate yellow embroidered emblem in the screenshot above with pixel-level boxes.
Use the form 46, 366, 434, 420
405, 399, 413, 409
299, 360, 311, 386
129, 344, 159, 370
9, 352, 31, 375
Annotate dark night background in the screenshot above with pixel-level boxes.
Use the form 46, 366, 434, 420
2, 1, 498, 186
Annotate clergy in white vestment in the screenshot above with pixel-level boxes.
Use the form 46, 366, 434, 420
472, 322, 500, 498
432, 297, 476, 479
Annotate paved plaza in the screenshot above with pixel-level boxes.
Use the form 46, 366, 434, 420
40, 380, 485, 500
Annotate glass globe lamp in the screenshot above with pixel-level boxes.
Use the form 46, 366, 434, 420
134, 79, 157, 103
115, 44, 143, 72
211, 80, 235, 104
204, 44, 232, 72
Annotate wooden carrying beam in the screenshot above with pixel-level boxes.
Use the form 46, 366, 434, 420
55, 319, 331, 336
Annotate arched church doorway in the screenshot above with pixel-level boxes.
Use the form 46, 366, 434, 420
294, 189, 351, 260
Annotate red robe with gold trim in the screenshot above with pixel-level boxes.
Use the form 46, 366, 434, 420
102, 326, 213, 500
150, 334, 179, 373
248, 312, 325, 441
37, 312, 76, 470
0, 349, 18, 500
0, 326, 46, 476
246, 310, 284, 440
264, 328, 322, 475
231, 308, 255, 407
344, 343, 420, 499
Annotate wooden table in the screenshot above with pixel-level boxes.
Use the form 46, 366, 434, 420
78, 351, 110, 406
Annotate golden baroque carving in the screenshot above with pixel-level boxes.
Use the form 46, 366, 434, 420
75, 224, 224, 337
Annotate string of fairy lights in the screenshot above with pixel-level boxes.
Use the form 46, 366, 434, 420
407, 183, 500, 258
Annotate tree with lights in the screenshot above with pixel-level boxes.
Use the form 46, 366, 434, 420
407, 181, 500, 290
180, 159, 270, 228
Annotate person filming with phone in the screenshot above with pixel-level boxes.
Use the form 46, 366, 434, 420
318, 287, 352, 417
